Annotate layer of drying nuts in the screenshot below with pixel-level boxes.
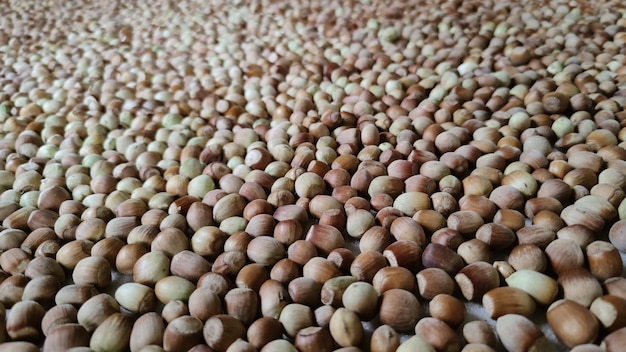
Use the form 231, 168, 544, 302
0, 0, 626, 351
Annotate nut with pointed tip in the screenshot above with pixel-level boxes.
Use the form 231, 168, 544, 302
279, 303, 314, 338
154, 276, 196, 305
171, 250, 212, 282
303, 257, 341, 284
105, 216, 140, 240
273, 219, 304, 246
126, 224, 159, 247
389, 216, 426, 246
287, 240, 318, 266
54, 284, 99, 307
114, 282, 156, 315
130, 312, 165, 352
341, 281, 379, 321
89, 313, 134, 352
224, 231, 253, 253
190, 226, 228, 258
447, 210, 484, 236
370, 325, 401, 352
393, 192, 431, 217
524, 197, 563, 219
244, 214, 275, 239
152, 227, 190, 257
575, 194, 617, 221
560, 204, 605, 233
212, 193, 246, 223
73, 256, 111, 289
502, 170, 538, 197
162, 300, 189, 323
269, 258, 299, 284
21, 274, 60, 306
372, 266, 415, 294
488, 186, 524, 211
346, 209, 375, 238
295, 172, 326, 199
288, 277, 322, 308
90, 237, 125, 267
515, 225, 555, 248
431, 228, 464, 250
56, 240, 93, 270
259, 280, 288, 319
546, 239, 585, 276
0, 229, 28, 255
368, 175, 404, 198
413, 209, 447, 234
236, 263, 270, 292
329, 307, 363, 348
475, 223, 517, 250
132, 251, 171, 286
25, 256, 64, 285
493, 209, 526, 232
305, 224, 345, 255
77, 293, 120, 332
186, 202, 214, 232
